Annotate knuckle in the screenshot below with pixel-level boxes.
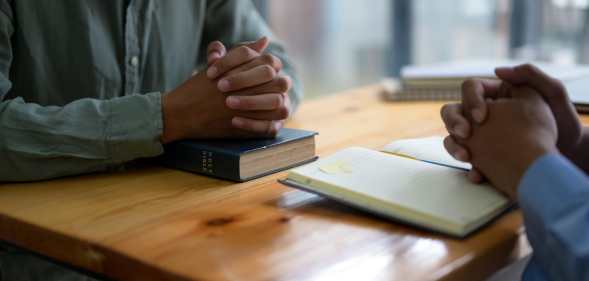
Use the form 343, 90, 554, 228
261, 53, 275, 64
236, 46, 250, 56
461, 80, 480, 100
273, 94, 284, 109
518, 63, 538, 75
440, 104, 455, 123
262, 54, 282, 70
277, 105, 290, 119
235, 46, 256, 60
443, 136, 456, 152
224, 77, 239, 90
266, 122, 279, 136
276, 76, 291, 92
208, 41, 222, 50
440, 104, 450, 118
550, 78, 567, 97
461, 79, 477, 94
261, 65, 276, 79
461, 79, 485, 105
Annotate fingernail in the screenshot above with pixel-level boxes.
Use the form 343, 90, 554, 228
226, 96, 240, 108
452, 124, 468, 138
208, 53, 220, 63
472, 108, 485, 123
207, 66, 218, 78
232, 117, 244, 127
218, 79, 230, 92
454, 149, 469, 162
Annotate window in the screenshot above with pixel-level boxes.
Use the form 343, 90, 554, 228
267, 0, 392, 98
412, 0, 510, 64
259, 0, 589, 99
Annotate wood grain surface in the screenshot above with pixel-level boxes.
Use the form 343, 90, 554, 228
1, 85, 561, 281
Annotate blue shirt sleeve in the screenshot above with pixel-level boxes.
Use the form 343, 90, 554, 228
518, 153, 589, 281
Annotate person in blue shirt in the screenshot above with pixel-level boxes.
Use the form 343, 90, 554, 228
440, 64, 589, 281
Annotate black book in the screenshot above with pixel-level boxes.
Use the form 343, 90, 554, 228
161, 128, 318, 182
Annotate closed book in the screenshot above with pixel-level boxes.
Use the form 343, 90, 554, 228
382, 60, 589, 112
280, 137, 510, 238
162, 128, 318, 182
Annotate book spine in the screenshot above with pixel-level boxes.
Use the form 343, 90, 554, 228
161, 143, 241, 181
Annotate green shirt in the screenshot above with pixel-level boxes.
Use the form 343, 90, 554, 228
0, 0, 301, 181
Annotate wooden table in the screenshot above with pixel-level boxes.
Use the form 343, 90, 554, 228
0, 85, 531, 281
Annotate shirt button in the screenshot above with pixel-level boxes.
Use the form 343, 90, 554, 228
130, 56, 139, 67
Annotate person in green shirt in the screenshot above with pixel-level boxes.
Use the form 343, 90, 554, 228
0, 1, 301, 280
0, 0, 301, 182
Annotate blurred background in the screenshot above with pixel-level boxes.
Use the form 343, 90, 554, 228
251, 0, 589, 98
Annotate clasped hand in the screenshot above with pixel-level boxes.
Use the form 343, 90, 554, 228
441, 64, 582, 199
161, 37, 292, 143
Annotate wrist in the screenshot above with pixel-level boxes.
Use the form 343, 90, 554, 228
561, 127, 589, 162
512, 142, 557, 189
490, 143, 555, 200
160, 92, 184, 144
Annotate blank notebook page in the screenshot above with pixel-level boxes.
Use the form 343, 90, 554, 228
382, 136, 471, 170
288, 147, 508, 232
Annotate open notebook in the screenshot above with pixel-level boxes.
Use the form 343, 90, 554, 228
280, 137, 510, 238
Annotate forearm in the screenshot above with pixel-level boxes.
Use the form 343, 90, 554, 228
0, 93, 164, 182
518, 154, 589, 281
564, 126, 589, 173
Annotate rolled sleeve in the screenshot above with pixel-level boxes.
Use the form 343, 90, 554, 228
0, 92, 165, 182
107, 92, 164, 163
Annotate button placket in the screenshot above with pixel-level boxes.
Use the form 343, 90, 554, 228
130, 56, 139, 67
124, 1, 140, 95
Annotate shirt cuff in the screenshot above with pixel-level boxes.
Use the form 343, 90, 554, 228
106, 92, 164, 163
518, 153, 588, 217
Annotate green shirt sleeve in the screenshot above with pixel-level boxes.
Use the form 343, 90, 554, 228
0, 1, 302, 182
201, 0, 303, 110
0, 96, 165, 182
0, 3, 164, 182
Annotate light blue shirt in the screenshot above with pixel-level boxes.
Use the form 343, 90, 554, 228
518, 153, 589, 281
